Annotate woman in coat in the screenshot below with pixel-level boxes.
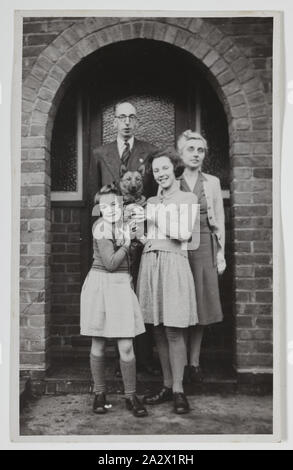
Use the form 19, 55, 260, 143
177, 130, 226, 383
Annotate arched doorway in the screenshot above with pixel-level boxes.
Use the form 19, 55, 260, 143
50, 39, 233, 372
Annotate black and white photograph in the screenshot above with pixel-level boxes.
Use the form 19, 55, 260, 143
10, 9, 281, 441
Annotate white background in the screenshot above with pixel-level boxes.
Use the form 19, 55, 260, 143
0, 0, 292, 450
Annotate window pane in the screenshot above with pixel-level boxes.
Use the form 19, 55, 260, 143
51, 92, 77, 192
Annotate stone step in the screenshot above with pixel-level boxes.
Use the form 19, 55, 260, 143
27, 361, 273, 397
30, 362, 241, 396
41, 376, 240, 396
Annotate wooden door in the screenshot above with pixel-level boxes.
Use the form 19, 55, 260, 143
81, 82, 200, 281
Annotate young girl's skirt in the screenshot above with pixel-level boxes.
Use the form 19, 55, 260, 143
137, 251, 198, 328
80, 269, 145, 338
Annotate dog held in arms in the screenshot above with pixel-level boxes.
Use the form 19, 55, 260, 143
119, 164, 146, 289
117, 164, 160, 377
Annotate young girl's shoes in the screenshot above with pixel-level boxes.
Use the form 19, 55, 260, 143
173, 392, 190, 414
93, 392, 107, 414
125, 394, 148, 417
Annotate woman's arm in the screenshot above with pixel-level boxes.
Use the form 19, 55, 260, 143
213, 178, 225, 251
213, 178, 226, 274
155, 195, 198, 242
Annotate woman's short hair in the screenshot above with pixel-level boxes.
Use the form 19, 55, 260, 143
177, 130, 208, 154
146, 147, 184, 177
93, 183, 119, 205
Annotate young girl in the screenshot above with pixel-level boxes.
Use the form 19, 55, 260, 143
80, 184, 148, 417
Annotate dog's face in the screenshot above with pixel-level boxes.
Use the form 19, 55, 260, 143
119, 165, 145, 196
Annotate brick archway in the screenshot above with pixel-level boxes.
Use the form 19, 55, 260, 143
23, 18, 270, 138
20, 17, 272, 377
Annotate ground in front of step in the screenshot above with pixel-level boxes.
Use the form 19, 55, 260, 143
20, 393, 272, 436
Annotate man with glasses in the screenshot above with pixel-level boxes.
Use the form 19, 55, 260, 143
89, 101, 157, 199
89, 101, 158, 376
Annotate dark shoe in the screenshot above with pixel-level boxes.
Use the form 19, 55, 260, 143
144, 387, 173, 405
93, 392, 107, 414
189, 365, 203, 383
173, 392, 190, 414
125, 394, 148, 417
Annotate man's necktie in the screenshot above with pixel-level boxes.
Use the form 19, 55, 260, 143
121, 141, 131, 167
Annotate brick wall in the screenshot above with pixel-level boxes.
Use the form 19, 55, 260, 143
206, 17, 273, 370
20, 16, 273, 377
22, 18, 78, 81
50, 207, 88, 359
207, 18, 273, 103
20, 147, 51, 373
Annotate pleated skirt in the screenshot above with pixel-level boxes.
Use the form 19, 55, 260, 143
80, 269, 145, 338
137, 251, 198, 328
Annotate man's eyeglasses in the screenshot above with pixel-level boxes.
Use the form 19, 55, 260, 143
115, 114, 137, 123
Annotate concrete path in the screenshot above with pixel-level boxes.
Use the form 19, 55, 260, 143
20, 393, 272, 436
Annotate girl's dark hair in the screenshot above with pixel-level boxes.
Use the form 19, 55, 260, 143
146, 147, 184, 178
93, 183, 119, 205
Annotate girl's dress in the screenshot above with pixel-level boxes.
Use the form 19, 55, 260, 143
180, 173, 223, 325
137, 184, 198, 328
80, 219, 145, 338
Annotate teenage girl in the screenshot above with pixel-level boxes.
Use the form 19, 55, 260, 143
137, 148, 199, 414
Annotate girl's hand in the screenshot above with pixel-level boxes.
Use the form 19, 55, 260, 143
125, 204, 145, 223
129, 220, 139, 240
217, 251, 226, 275
122, 224, 131, 248
123, 220, 138, 247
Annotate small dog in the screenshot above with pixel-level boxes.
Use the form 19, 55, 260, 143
119, 164, 147, 288
119, 164, 146, 241
119, 165, 146, 238
119, 164, 146, 207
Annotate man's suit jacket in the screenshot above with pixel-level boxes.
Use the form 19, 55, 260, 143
89, 138, 157, 202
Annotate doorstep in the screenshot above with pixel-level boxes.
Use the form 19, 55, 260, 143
30, 361, 241, 396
